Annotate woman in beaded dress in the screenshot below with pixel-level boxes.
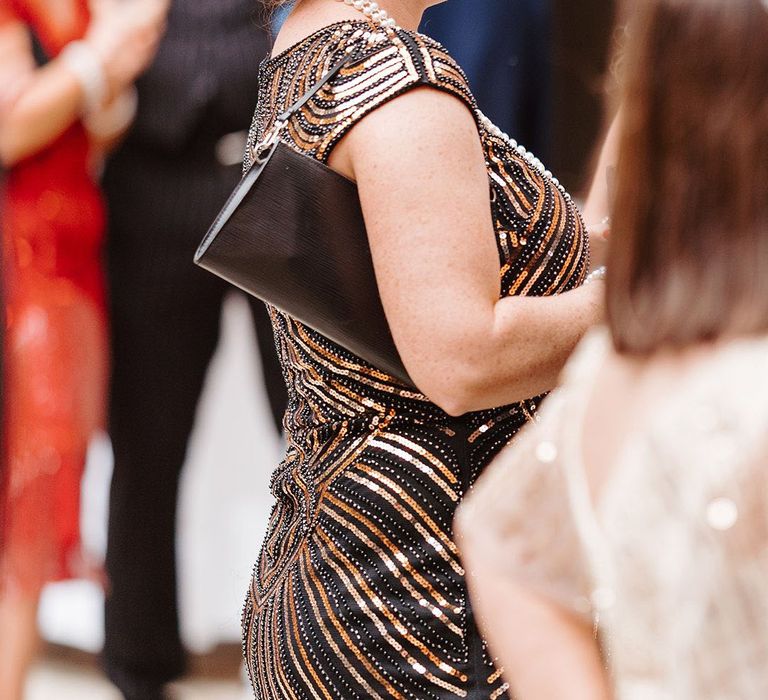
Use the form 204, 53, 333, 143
456, 0, 768, 698
242, 1, 607, 698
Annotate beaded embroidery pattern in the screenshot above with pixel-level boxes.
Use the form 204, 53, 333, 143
241, 21, 590, 700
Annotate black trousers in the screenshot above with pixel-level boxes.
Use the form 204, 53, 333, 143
102, 149, 286, 688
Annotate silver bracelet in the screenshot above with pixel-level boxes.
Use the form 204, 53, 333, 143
584, 266, 607, 285
59, 41, 108, 113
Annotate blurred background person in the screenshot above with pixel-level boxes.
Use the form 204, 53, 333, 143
421, 0, 551, 158
457, 0, 768, 697
100, 2, 286, 698
0, 0, 168, 698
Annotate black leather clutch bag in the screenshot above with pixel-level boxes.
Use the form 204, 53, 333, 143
194, 56, 412, 385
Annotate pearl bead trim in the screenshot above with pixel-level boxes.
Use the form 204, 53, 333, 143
335, 0, 572, 201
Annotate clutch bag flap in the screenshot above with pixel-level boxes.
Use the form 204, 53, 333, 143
194, 141, 412, 386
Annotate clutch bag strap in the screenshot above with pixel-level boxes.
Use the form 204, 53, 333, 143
250, 53, 355, 165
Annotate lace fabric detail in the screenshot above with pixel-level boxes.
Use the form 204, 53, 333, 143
461, 329, 768, 699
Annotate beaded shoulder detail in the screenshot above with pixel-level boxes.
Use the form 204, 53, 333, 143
248, 21, 477, 167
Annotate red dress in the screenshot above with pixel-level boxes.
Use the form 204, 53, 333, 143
0, 0, 107, 594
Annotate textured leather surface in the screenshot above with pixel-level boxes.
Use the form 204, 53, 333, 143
194, 141, 412, 385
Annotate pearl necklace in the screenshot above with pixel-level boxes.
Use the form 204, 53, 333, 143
335, 0, 572, 201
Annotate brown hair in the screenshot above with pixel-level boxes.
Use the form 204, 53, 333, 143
606, 0, 768, 355
263, 0, 294, 9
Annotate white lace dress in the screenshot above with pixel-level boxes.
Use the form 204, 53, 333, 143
458, 329, 768, 700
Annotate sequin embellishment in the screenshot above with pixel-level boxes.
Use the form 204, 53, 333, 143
241, 22, 589, 699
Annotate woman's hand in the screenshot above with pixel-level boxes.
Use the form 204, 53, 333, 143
85, 0, 170, 100
586, 218, 610, 270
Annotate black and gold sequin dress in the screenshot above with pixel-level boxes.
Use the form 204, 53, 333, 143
242, 21, 589, 700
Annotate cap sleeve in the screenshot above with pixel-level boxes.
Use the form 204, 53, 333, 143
457, 388, 596, 621
297, 29, 480, 163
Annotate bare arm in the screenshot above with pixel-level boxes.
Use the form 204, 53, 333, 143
0, 22, 86, 166
332, 89, 602, 415
453, 390, 613, 700
582, 109, 622, 228
577, 109, 622, 269
0, 0, 168, 167
463, 561, 611, 700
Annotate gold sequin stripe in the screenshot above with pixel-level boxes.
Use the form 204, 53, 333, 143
367, 438, 459, 501
274, 315, 340, 424
321, 373, 392, 415
256, 432, 387, 605
384, 432, 460, 486
285, 322, 424, 401
289, 315, 401, 387
496, 173, 549, 279
300, 547, 399, 699
562, 211, 589, 289
259, 497, 303, 580
270, 586, 305, 700
313, 425, 387, 497
416, 39, 438, 82
521, 401, 538, 423
487, 146, 535, 216
285, 320, 421, 399
302, 364, 382, 416
318, 79, 420, 161
518, 176, 563, 296
255, 595, 286, 698
348, 465, 463, 570
506, 171, 558, 296
316, 530, 469, 696
322, 67, 415, 121
306, 420, 358, 483
285, 580, 335, 700
321, 495, 464, 634
537, 185, 585, 295
467, 406, 522, 444
333, 49, 407, 96
290, 359, 366, 418
544, 213, 588, 295
486, 668, 505, 686
490, 684, 511, 700
257, 489, 306, 572
268, 582, 346, 700
522, 185, 569, 296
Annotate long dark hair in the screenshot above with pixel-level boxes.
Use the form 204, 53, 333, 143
606, 0, 768, 355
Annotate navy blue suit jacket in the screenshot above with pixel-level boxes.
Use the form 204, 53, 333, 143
421, 0, 551, 158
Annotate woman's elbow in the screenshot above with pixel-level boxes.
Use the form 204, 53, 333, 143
453, 501, 474, 549
454, 502, 496, 585
430, 390, 476, 418
412, 360, 485, 417
0, 136, 22, 168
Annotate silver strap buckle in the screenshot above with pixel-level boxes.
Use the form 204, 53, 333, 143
250, 118, 288, 164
